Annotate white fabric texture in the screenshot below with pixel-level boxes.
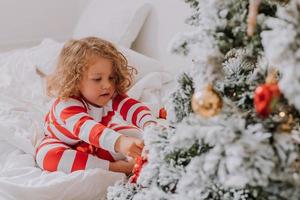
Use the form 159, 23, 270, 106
0, 97, 125, 200
127, 71, 173, 117
118, 45, 171, 81
73, 0, 152, 48
0, 39, 174, 199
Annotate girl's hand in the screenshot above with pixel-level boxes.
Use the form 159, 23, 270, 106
109, 159, 135, 175
114, 135, 144, 159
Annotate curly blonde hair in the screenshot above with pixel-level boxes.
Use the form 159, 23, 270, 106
47, 37, 136, 99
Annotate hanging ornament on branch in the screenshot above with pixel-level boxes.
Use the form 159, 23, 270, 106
159, 107, 167, 119
130, 156, 148, 184
75, 141, 96, 155
276, 108, 295, 133
253, 69, 298, 133
247, 0, 262, 36
191, 84, 223, 117
254, 69, 281, 118
254, 83, 281, 118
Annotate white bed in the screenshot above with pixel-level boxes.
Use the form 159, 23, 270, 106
0, 0, 189, 199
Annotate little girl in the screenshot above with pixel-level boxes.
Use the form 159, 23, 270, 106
35, 37, 157, 175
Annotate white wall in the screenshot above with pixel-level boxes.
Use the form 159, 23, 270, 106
77, 0, 90, 12
0, 0, 81, 52
0, 0, 194, 72
132, 0, 194, 71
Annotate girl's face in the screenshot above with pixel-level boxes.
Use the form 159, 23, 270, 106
79, 56, 116, 107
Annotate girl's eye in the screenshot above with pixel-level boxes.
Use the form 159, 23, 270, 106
109, 77, 115, 81
93, 78, 101, 82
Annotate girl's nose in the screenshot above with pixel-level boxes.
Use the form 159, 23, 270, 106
102, 80, 111, 89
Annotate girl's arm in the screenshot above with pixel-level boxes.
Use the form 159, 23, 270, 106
53, 98, 143, 158
112, 94, 157, 129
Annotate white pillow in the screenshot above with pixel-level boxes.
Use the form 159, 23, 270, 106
73, 0, 151, 48
117, 45, 169, 81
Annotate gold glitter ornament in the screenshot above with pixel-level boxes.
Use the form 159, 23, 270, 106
191, 84, 223, 117
279, 114, 294, 133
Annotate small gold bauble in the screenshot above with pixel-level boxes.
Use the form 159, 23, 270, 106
275, 103, 296, 133
278, 113, 294, 133
191, 84, 223, 117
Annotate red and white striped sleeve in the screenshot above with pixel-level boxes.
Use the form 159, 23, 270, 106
112, 94, 157, 129
53, 98, 122, 153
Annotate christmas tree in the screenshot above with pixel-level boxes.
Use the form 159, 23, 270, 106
107, 0, 300, 199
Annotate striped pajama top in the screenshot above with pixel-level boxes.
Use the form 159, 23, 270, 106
44, 93, 156, 154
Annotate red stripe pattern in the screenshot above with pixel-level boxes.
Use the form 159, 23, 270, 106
36, 94, 155, 173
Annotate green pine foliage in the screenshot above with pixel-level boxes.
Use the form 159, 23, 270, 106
214, 0, 277, 58
171, 73, 195, 123
165, 142, 212, 167
215, 49, 300, 132
198, 184, 270, 200
215, 49, 266, 111
107, 0, 300, 199
183, 0, 199, 9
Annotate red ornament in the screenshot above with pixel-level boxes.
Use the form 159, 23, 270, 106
74, 142, 96, 155
159, 107, 167, 119
254, 83, 281, 118
130, 156, 147, 183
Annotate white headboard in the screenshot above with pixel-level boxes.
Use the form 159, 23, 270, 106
131, 0, 193, 74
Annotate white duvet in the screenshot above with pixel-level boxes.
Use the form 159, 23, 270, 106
0, 39, 173, 200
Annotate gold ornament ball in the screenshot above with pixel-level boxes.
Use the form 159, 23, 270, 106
275, 103, 296, 133
278, 113, 294, 133
191, 85, 223, 117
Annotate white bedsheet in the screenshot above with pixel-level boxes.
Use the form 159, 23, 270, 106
0, 94, 126, 200
0, 39, 174, 200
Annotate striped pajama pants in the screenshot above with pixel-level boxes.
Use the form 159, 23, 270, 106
35, 123, 142, 173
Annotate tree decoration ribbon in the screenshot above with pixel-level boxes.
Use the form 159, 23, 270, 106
247, 0, 262, 36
